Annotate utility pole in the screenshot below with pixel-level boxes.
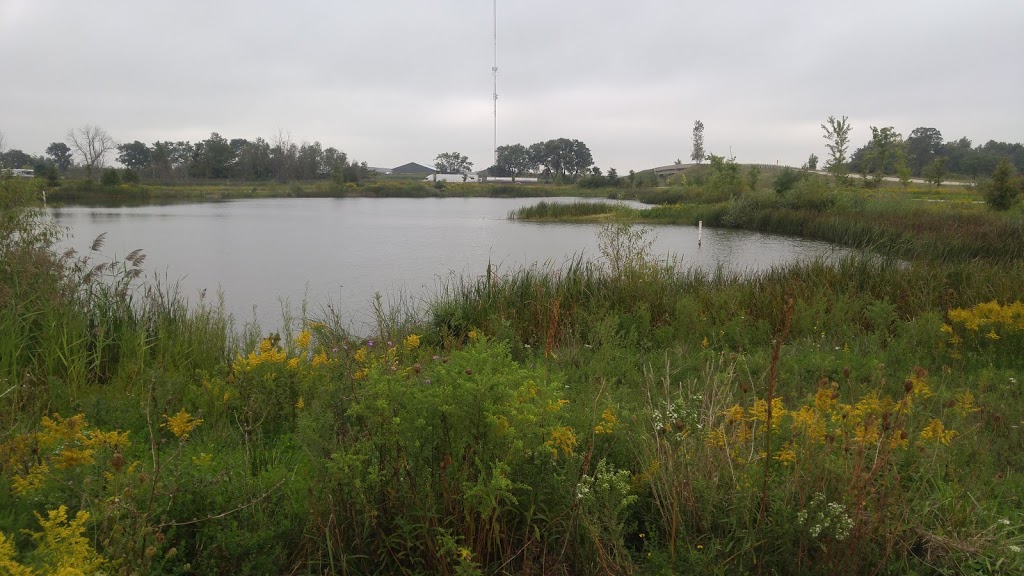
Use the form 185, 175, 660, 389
492, 0, 498, 165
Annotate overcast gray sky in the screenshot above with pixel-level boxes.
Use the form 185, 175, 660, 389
2, 0, 1022, 172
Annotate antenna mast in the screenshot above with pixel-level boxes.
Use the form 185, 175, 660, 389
492, 0, 498, 164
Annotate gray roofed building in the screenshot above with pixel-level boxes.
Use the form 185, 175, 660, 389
392, 162, 436, 174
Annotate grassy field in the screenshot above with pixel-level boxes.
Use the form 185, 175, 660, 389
45, 178, 607, 204
2, 174, 1023, 575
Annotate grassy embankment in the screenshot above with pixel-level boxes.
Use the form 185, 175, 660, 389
45, 177, 604, 204
2, 174, 1023, 575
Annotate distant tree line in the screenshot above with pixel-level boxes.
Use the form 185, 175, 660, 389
116, 131, 373, 183
848, 126, 1024, 179
0, 127, 372, 184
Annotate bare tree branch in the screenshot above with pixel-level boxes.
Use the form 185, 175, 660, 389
67, 124, 117, 181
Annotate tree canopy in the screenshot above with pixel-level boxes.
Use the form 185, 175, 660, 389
492, 144, 536, 182
433, 152, 473, 174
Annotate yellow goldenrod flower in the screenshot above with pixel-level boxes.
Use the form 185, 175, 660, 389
724, 403, 745, 423
919, 418, 956, 446
30, 506, 105, 574
11, 463, 50, 496
354, 347, 368, 364
545, 426, 577, 459
295, 396, 305, 410
296, 330, 312, 349
774, 444, 797, 465
705, 427, 727, 448
404, 334, 421, 351
53, 447, 95, 470
790, 405, 826, 444
594, 407, 618, 434
546, 398, 570, 413
952, 390, 980, 417
749, 397, 786, 429
163, 409, 203, 440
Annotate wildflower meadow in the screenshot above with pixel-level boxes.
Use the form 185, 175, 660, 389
2, 174, 1023, 574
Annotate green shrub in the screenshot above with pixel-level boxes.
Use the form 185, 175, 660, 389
983, 158, 1021, 211
100, 168, 120, 186
773, 166, 804, 194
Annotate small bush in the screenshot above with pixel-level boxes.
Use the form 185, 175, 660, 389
773, 166, 804, 195
983, 158, 1021, 211
100, 167, 121, 186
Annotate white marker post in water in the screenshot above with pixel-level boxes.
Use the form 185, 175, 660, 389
698, 220, 702, 247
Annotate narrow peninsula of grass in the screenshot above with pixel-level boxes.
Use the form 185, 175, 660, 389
513, 183, 1024, 262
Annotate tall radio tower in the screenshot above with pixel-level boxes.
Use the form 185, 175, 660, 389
492, 0, 498, 164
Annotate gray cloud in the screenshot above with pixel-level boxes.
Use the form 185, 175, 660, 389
2, 0, 1021, 171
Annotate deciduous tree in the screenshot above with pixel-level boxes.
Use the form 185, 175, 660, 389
116, 141, 151, 172
905, 127, 943, 176
922, 156, 947, 189
46, 142, 75, 172
528, 139, 593, 182
821, 115, 852, 185
67, 125, 116, 181
864, 126, 903, 187
434, 152, 473, 174
983, 159, 1019, 211
494, 144, 535, 182
691, 120, 705, 164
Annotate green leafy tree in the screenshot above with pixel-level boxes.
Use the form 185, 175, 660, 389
746, 165, 761, 191
434, 151, 473, 174
193, 132, 235, 179
691, 120, 706, 164
116, 141, 152, 172
805, 153, 819, 171
705, 154, 742, 195
821, 115, 852, 185
896, 155, 912, 190
45, 142, 74, 172
236, 138, 274, 181
864, 126, 903, 187
494, 144, 536, 182
295, 141, 325, 180
905, 127, 943, 176
1, 149, 32, 169
983, 158, 1020, 211
922, 156, 947, 189
528, 139, 593, 182
67, 124, 116, 181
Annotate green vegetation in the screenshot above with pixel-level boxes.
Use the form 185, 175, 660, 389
3, 146, 1024, 575
515, 172, 1024, 261
44, 179, 616, 204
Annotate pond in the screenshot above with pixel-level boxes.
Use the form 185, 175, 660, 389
51, 197, 850, 334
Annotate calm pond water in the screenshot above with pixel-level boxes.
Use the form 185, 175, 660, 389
51, 197, 849, 334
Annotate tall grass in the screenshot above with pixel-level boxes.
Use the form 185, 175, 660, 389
3, 175, 1023, 574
